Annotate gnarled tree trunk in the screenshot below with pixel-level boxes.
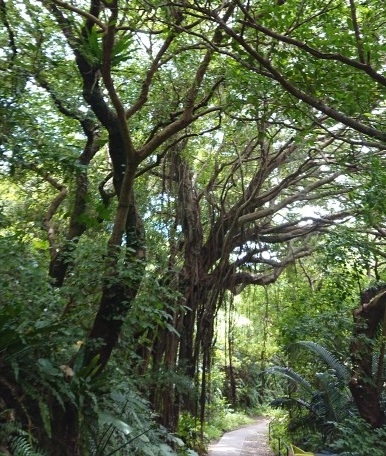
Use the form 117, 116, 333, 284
349, 284, 386, 428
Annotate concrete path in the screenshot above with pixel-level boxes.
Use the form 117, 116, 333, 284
208, 419, 275, 456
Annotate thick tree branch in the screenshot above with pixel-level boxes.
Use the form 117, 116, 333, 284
51, 0, 106, 31
237, 4, 383, 84
0, 0, 17, 60
211, 13, 386, 142
23, 164, 68, 261
349, 0, 366, 64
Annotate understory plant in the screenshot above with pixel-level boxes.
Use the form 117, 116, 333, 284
0, 292, 189, 456
328, 416, 386, 456
266, 341, 354, 452
0, 239, 187, 455
0, 422, 46, 456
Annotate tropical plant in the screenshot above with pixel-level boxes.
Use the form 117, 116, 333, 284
329, 416, 386, 456
177, 413, 206, 455
266, 341, 354, 450
0, 423, 46, 456
4, 0, 386, 452
0, 236, 184, 455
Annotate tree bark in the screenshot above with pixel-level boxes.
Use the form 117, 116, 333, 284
349, 284, 386, 428
48, 402, 80, 456
49, 121, 101, 287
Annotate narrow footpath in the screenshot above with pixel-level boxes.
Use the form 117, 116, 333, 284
208, 418, 275, 456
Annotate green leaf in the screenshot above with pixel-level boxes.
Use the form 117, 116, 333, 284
159, 443, 176, 455
138, 433, 150, 442
99, 412, 132, 435
37, 358, 61, 376
39, 399, 52, 438
294, 341, 350, 382
265, 366, 314, 394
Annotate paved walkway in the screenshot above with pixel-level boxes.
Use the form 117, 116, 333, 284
208, 419, 275, 456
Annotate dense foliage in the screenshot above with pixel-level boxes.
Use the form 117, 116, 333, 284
2, 0, 386, 454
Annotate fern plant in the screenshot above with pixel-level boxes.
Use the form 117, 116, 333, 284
0, 422, 46, 456
266, 341, 355, 449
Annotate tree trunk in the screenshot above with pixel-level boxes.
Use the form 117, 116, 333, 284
47, 402, 80, 456
84, 192, 145, 369
49, 122, 102, 287
349, 284, 386, 428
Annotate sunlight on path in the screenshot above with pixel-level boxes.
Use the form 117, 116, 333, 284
208, 419, 275, 456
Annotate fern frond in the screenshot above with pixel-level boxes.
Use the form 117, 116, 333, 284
9, 434, 47, 456
270, 396, 313, 412
265, 366, 314, 395
314, 372, 351, 423
294, 341, 350, 382
0, 424, 47, 456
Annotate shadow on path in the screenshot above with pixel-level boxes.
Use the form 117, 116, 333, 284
208, 418, 275, 456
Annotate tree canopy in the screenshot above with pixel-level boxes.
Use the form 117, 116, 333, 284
2, 0, 386, 454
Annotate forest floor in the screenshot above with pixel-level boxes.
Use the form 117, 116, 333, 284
207, 417, 275, 456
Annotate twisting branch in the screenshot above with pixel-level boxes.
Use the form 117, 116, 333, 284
100, 0, 134, 159
217, 24, 386, 140
51, 0, 106, 31
125, 32, 176, 120
236, 4, 385, 85
35, 73, 92, 124
349, 0, 366, 64
24, 163, 67, 260
0, 0, 17, 60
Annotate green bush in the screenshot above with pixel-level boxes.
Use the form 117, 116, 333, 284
329, 416, 386, 456
177, 413, 204, 455
0, 238, 185, 455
